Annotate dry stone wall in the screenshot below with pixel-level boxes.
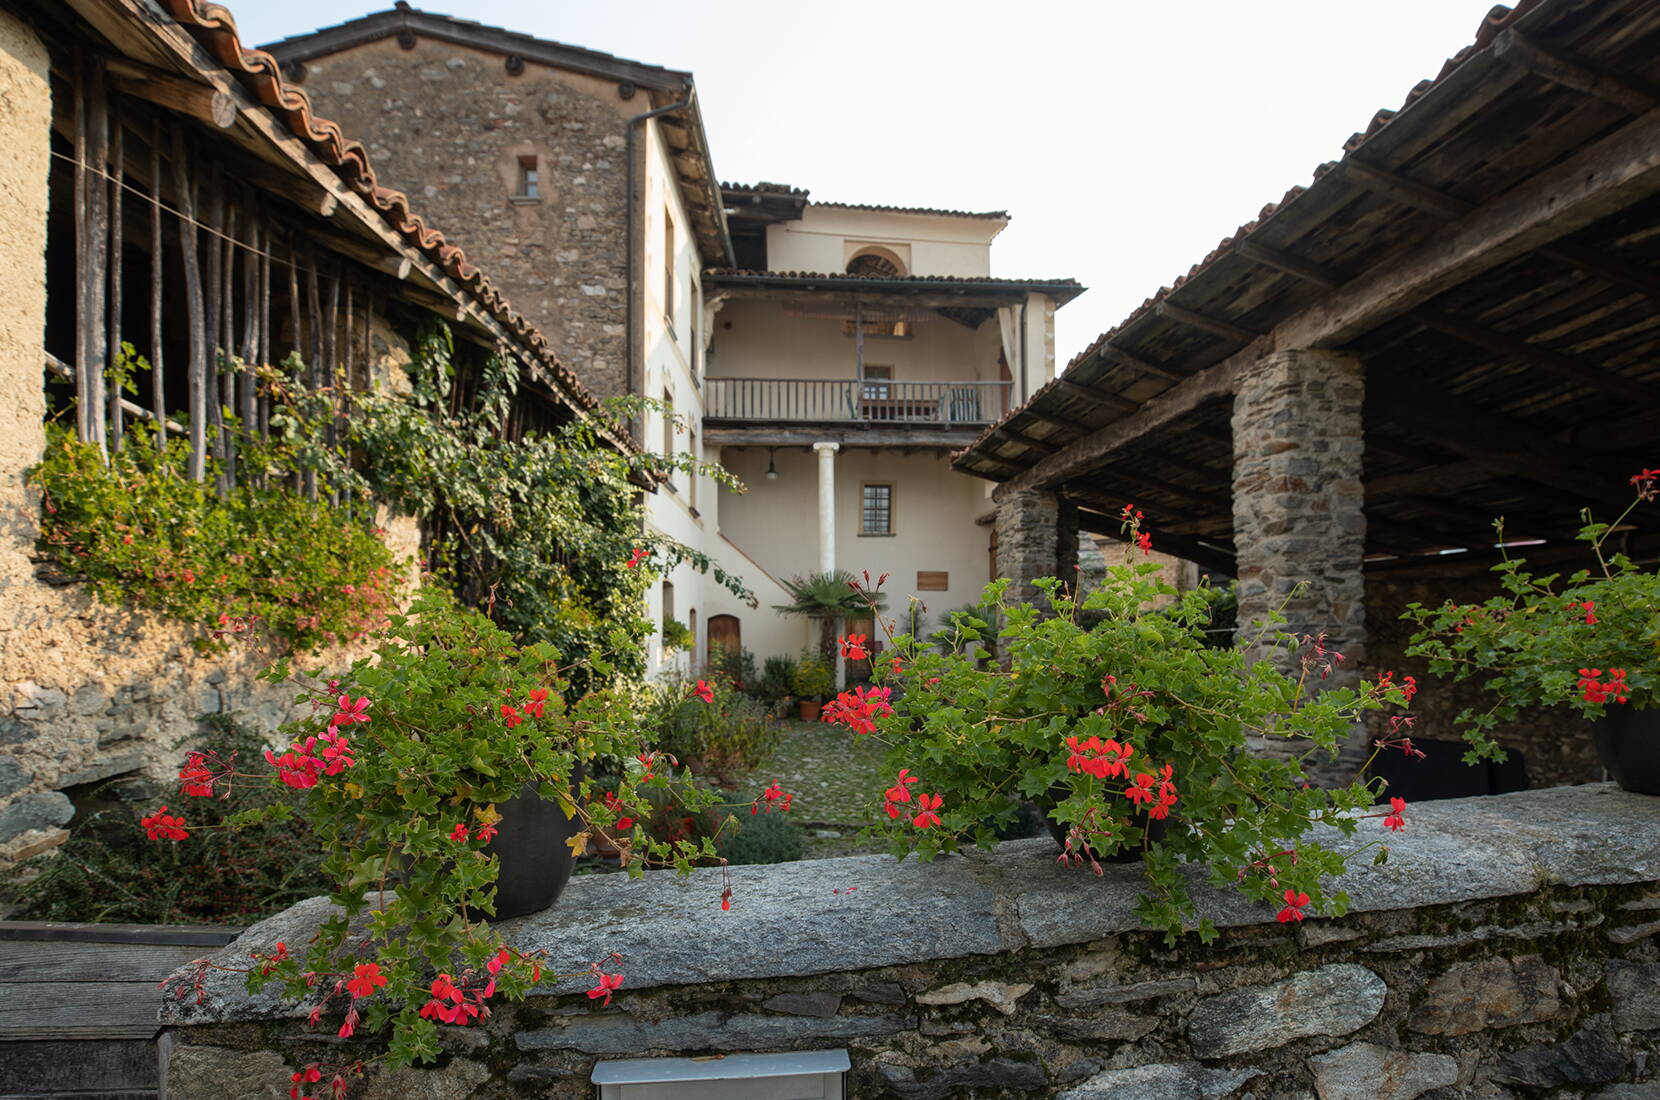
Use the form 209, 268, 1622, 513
163, 785, 1660, 1098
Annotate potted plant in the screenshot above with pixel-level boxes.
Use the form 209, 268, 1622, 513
154, 590, 726, 1077
1404, 467, 1659, 793
823, 534, 1416, 943
774, 570, 886, 688
791, 650, 835, 720
661, 616, 695, 655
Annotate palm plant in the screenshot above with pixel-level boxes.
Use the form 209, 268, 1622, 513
773, 571, 887, 686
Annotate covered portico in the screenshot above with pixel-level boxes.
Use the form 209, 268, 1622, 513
955, 0, 1660, 782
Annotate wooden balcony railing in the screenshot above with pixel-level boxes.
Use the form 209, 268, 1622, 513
704, 378, 1011, 425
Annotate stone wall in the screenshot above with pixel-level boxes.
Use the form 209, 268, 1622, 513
163, 785, 1660, 1098
286, 37, 635, 400
993, 488, 1080, 606
0, 23, 419, 864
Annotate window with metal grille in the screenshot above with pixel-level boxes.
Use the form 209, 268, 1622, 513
861, 483, 893, 535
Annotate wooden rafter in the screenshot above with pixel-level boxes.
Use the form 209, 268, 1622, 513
1156, 302, 1258, 344
1340, 159, 1472, 220
1052, 378, 1140, 414
1233, 239, 1345, 289
1491, 28, 1659, 116
1408, 306, 1660, 404
1096, 343, 1184, 382
1538, 241, 1660, 307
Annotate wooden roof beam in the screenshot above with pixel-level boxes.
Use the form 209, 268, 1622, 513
1538, 242, 1660, 307
993, 364, 1236, 495
106, 57, 237, 128
1492, 28, 1659, 116
997, 427, 1060, 456
1339, 159, 1473, 220
1234, 239, 1345, 290
1092, 465, 1230, 512
1052, 378, 1141, 414
1409, 306, 1660, 404
1096, 344, 1184, 382
1156, 302, 1258, 344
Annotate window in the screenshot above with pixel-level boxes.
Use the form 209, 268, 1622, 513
661, 387, 675, 463
662, 581, 675, 627
662, 210, 676, 327
842, 318, 910, 338
861, 483, 893, 536
516, 156, 539, 199
689, 428, 699, 513
845, 246, 906, 278
862, 365, 892, 402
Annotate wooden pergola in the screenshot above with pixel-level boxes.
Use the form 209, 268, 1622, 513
955, 0, 1660, 584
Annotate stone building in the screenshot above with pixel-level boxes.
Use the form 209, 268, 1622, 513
955, 0, 1660, 789
0, 0, 618, 863
261, 3, 729, 404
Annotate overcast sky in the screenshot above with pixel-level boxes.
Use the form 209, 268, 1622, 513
234, 1, 1503, 365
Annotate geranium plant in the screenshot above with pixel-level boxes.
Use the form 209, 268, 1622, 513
1403, 467, 1658, 756
155, 590, 766, 1088
823, 515, 1418, 943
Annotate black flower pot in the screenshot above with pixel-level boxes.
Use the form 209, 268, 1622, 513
1592, 708, 1660, 795
488, 778, 584, 919
1041, 786, 1170, 864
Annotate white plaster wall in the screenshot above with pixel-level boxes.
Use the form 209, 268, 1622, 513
765, 206, 1002, 277
716, 446, 994, 660
708, 299, 1009, 389
641, 115, 714, 678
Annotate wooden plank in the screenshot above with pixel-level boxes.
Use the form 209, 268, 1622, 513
994, 361, 1237, 495
1095, 343, 1183, 382
1539, 242, 1660, 306
1278, 104, 1660, 350
1156, 302, 1257, 344
0, 939, 211, 983
1491, 28, 1659, 116
171, 125, 208, 482
1409, 306, 1660, 404
1234, 239, 1345, 289
1053, 378, 1140, 414
0, 921, 239, 946
148, 117, 165, 453
0, 982, 163, 1033
1339, 158, 1473, 220
0, 1039, 157, 1093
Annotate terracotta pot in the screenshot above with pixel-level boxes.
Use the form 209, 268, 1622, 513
1592, 708, 1660, 795
486, 776, 584, 919
798, 698, 819, 721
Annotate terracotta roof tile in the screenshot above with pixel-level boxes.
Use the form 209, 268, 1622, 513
163, 0, 622, 438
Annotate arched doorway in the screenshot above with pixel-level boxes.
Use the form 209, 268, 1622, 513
707, 614, 741, 660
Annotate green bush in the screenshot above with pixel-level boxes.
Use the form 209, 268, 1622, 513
661, 617, 695, 652
1, 715, 325, 923
791, 650, 834, 698
715, 808, 805, 865
647, 676, 781, 784
705, 643, 758, 693
28, 423, 400, 653
757, 655, 798, 705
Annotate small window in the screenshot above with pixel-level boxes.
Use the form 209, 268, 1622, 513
662, 580, 675, 626
862, 365, 892, 402
846, 249, 904, 278
861, 483, 893, 536
662, 210, 676, 327
661, 388, 675, 461
516, 156, 539, 199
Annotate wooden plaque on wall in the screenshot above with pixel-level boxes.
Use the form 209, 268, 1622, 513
916, 571, 949, 591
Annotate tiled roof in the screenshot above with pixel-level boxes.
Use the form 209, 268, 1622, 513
956, 0, 1545, 466
721, 181, 809, 196
163, 0, 622, 434
812, 201, 1009, 221
705, 268, 1083, 301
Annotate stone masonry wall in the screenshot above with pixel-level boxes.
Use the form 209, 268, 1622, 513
163, 785, 1660, 1098
0, 21, 419, 865
993, 488, 1080, 606
287, 37, 635, 399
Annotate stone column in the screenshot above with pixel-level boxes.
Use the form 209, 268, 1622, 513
1232, 349, 1366, 770
813, 441, 839, 576
992, 487, 1079, 606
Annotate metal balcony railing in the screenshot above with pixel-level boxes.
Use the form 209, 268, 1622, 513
704, 378, 1011, 425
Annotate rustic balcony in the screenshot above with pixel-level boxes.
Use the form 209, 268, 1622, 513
704, 377, 1010, 430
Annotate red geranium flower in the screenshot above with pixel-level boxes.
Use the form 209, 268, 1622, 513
912, 792, 943, 829
500, 703, 523, 728
840, 633, 869, 661
523, 688, 549, 718
624, 547, 649, 568
178, 752, 215, 798
1383, 796, 1407, 832
692, 680, 715, 704
140, 805, 189, 841
1276, 889, 1311, 923
345, 962, 387, 999
587, 970, 624, 1007
449, 823, 470, 843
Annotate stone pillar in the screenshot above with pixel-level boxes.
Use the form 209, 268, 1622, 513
1232, 349, 1366, 770
813, 441, 838, 576
992, 487, 1079, 606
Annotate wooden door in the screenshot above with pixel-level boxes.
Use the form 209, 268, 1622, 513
707, 614, 741, 660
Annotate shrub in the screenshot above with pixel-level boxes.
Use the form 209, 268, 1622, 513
716, 809, 805, 865
791, 650, 834, 699
2, 714, 325, 923
757, 655, 798, 705
646, 675, 781, 785
28, 423, 399, 653
705, 643, 757, 693
661, 617, 695, 652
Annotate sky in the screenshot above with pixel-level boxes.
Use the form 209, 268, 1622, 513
232, 0, 1505, 365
